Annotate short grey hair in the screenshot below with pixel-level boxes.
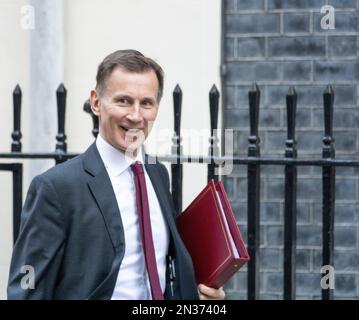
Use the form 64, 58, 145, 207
95, 49, 164, 102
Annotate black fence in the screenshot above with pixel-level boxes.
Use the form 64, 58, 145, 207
1, 83, 359, 300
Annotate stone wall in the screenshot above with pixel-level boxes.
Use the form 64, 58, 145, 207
223, 0, 359, 299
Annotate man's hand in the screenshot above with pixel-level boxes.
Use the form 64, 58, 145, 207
197, 284, 225, 300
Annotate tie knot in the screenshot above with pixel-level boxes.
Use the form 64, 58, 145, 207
131, 161, 144, 176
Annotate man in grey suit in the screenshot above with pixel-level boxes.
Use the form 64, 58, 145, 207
7, 49, 225, 300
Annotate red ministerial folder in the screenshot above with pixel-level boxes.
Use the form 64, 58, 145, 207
177, 180, 249, 289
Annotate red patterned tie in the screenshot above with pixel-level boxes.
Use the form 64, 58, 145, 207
131, 161, 164, 300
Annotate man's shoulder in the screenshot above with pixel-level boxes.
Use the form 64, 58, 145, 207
33, 150, 90, 190
144, 155, 168, 176
38, 142, 99, 181
154, 160, 168, 174
144, 156, 171, 193
41, 154, 83, 178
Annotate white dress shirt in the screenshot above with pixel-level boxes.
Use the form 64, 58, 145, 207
96, 135, 169, 300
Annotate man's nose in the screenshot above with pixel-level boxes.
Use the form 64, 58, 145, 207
126, 104, 142, 122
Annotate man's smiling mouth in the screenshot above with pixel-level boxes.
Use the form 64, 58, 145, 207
120, 126, 143, 133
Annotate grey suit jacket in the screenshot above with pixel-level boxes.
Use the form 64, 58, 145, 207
7, 143, 199, 300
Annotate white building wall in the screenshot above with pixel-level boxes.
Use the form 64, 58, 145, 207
64, 0, 221, 209
0, 0, 30, 300
0, 0, 221, 299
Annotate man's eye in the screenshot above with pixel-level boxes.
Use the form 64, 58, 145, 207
142, 101, 154, 108
115, 98, 130, 106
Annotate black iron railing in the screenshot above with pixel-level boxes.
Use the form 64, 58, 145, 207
1, 83, 359, 300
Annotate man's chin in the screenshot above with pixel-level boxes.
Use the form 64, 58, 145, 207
118, 144, 140, 158
114, 137, 145, 157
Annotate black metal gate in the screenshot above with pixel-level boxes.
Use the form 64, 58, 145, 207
1, 83, 358, 300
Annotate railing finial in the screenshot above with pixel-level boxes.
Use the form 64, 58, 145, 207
248, 83, 260, 156
209, 84, 219, 134
173, 84, 182, 141
55, 83, 67, 154
285, 86, 297, 158
208, 84, 220, 182
11, 84, 22, 152
171, 84, 183, 214
323, 84, 335, 158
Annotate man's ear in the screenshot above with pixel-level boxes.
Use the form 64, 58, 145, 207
90, 89, 101, 116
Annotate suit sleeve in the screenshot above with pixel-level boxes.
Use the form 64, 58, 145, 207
7, 174, 66, 299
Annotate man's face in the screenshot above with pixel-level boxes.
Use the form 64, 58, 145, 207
90, 67, 159, 155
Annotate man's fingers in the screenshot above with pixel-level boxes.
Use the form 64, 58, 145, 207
198, 293, 207, 300
198, 284, 218, 295
198, 284, 225, 300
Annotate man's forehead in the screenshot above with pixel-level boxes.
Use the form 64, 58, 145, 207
104, 68, 159, 97
110, 67, 157, 81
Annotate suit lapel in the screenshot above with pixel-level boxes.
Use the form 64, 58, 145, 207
83, 143, 125, 251
144, 162, 178, 239
88, 171, 125, 250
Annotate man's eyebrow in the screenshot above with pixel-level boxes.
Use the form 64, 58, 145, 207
141, 97, 156, 103
113, 94, 133, 101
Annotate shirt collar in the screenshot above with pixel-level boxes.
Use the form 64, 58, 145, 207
96, 134, 144, 177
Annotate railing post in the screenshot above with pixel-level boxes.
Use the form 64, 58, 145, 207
322, 85, 335, 300
283, 87, 298, 300
55, 83, 67, 164
12, 163, 23, 244
11, 85, 22, 152
171, 85, 183, 215
247, 83, 261, 300
208, 84, 220, 183
83, 98, 99, 138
